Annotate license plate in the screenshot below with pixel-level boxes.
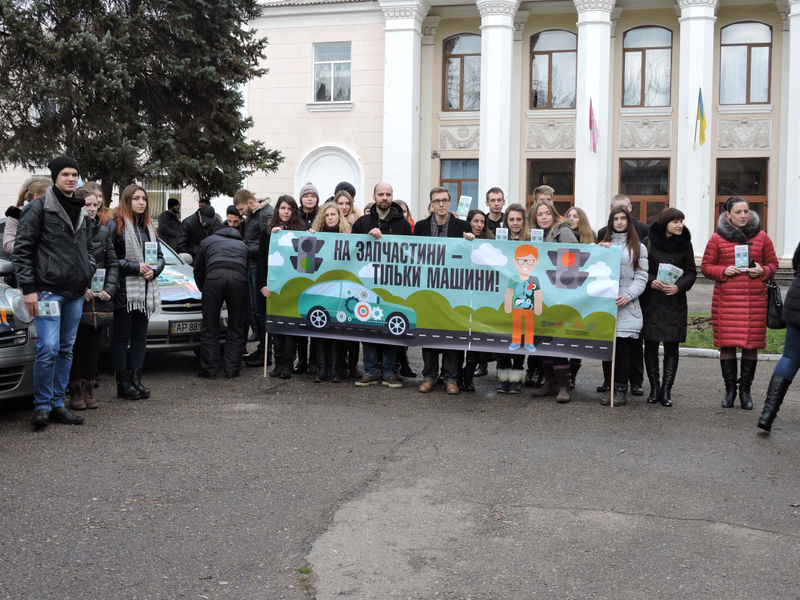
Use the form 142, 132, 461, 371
170, 320, 202, 335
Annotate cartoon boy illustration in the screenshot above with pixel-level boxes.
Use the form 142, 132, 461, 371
504, 244, 543, 351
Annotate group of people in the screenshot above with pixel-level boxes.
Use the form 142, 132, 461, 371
5, 156, 798, 434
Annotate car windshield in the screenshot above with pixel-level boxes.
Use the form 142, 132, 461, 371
159, 238, 184, 266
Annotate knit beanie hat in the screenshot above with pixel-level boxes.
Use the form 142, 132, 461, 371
167, 198, 180, 209
299, 182, 319, 199
198, 205, 216, 219
334, 181, 356, 198
47, 156, 80, 182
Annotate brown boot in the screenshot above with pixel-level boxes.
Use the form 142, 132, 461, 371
68, 380, 86, 411
82, 379, 99, 409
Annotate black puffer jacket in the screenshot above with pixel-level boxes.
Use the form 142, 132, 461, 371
177, 211, 221, 258
88, 216, 119, 298
782, 242, 800, 327
157, 210, 181, 251
12, 186, 94, 298
640, 222, 697, 342
352, 202, 412, 236
242, 202, 274, 267
193, 227, 247, 291
109, 218, 165, 311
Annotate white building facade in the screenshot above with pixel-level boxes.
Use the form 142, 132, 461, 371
249, 0, 800, 258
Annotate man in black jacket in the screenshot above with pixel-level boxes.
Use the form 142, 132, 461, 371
352, 182, 412, 389
193, 224, 249, 379
12, 156, 94, 428
157, 198, 181, 251
177, 204, 220, 260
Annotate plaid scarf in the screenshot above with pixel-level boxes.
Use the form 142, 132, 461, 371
123, 218, 161, 317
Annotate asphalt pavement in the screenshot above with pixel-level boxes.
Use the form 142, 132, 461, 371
1, 333, 798, 599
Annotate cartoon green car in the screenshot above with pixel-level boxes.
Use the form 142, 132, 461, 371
298, 280, 416, 337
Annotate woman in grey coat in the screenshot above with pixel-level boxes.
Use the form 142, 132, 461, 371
599, 206, 648, 405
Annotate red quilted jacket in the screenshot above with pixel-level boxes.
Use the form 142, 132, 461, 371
701, 213, 778, 349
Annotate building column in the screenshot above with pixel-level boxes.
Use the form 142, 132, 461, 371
779, 0, 800, 258
379, 0, 429, 209
417, 16, 440, 216
676, 0, 718, 257
510, 11, 529, 205
573, 0, 615, 229
477, 0, 521, 200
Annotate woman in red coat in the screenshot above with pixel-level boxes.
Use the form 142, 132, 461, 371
701, 197, 778, 410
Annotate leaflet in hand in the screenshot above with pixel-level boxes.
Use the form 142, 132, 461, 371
530, 229, 544, 242
456, 196, 472, 220
495, 227, 509, 241
91, 268, 106, 294
144, 241, 158, 266
734, 245, 749, 271
656, 263, 683, 285
37, 300, 61, 316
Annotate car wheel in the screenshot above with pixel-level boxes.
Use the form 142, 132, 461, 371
307, 306, 329, 330
385, 313, 409, 336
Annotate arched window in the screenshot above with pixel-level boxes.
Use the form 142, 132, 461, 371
443, 34, 481, 111
530, 30, 577, 109
622, 26, 672, 107
720, 22, 771, 105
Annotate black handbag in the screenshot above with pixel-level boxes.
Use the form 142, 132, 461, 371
765, 275, 785, 330
80, 296, 114, 329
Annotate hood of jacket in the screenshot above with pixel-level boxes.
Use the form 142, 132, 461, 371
716, 211, 760, 243
647, 220, 692, 253
213, 226, 244, 241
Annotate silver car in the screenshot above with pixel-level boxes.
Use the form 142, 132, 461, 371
0, 259, 35, 401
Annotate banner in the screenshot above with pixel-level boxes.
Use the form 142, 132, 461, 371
266, 232, 621, 361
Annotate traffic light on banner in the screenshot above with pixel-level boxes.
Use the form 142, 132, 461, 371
290, 236, 325, 274
546, 247, 590, 289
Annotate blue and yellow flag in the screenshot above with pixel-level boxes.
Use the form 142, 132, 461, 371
696, 88, 707, 146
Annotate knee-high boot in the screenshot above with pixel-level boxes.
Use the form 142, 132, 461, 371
720, 359, 738, 408
314, 340, 329, 382
462, 358, 477, 392
568, 358, 581, 390
757, 374, 792, 432
294, 336, 308, 374
738, 358, 757, 410
658, 351, 678, 407
644, 342, 660, 404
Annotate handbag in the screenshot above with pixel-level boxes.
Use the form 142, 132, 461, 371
765, 275, 786, 330
80, 296, 115, 329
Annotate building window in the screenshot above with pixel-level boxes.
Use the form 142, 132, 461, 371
622, 27, 672, 107
313, 42, 351, 102
530, 30, 577, 109
716, 158, 768, 225
440, 159, 479, 211
443, 34, 481, 111
619, 159, 669, 223
526, 159, 575, 215
720, 22, 771, 105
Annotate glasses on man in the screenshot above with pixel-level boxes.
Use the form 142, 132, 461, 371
431, 199, 449, 205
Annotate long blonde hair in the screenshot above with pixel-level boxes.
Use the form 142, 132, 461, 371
333, 190, 360, 225
503, 203, 530, 241
565, 206, 595, 244
527, 197, 566, 242
311, 201, 351, 233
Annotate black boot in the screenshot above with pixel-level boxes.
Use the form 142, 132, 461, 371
597, 360, 612, 393
644, 342, 660, 404
739, 358, 757, 410
474, 361, 488, 377
659, 351, 678, 407
757, 374, 792, 432
130, 368, 150, 399
720, 358, 738, 408
314, 342, 329, 382
568, 358, 581, 390
601, 383, 627, 406
397, 346, 416, 378
330, 342, 342, 383
294, 337, 308, 374
462, 359, 477, 392
116, 370, 142, 400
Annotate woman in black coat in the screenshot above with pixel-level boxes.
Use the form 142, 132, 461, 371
68, 188, 119, 410
758, 240, 800, 432
641, 208, 696, 406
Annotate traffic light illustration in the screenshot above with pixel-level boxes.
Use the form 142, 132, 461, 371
546, 247, 590, 289
290, 236, 325, 274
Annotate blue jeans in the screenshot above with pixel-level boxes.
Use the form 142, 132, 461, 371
774, 322, 800, 381
32, 292, 83, 411
362, 342, 397, 379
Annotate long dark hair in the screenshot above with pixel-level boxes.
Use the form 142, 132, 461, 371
466, 209, 493, 239
269, 195, 307, 231
116, 184, 152, 234
601, 206, 641, 267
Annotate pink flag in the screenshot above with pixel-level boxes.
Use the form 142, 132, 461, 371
589, 99, 599, 153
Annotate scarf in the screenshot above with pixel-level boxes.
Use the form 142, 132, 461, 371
123, 218, 161, 316
430, 215, 450, 237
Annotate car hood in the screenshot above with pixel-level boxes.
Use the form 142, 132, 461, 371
157, 266, 201, 301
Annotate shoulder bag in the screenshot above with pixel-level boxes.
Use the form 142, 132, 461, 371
765, 275, 786, 330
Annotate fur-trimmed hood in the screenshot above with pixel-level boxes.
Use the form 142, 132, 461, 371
647, 220, 692, 253
716, 211, 761, 243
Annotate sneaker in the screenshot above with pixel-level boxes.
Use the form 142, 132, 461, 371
382, 375, 403, 388
355, 374, 380, 387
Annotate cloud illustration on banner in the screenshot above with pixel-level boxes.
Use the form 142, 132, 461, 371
278, 232, 296, 247
268, 252, 285, 267
471, 243, 508, 266
358, 265, 374, 279
585, 261, 618, 298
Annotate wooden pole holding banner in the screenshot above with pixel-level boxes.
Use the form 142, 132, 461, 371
609, 325, 618, 407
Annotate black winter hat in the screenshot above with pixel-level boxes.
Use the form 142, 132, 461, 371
198, 205, 216, 219
167, 197, 180, 209
335, 181, 356, 197
47, 156, 80, 182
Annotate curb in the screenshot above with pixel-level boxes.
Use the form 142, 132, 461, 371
678, 347, 782, 362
